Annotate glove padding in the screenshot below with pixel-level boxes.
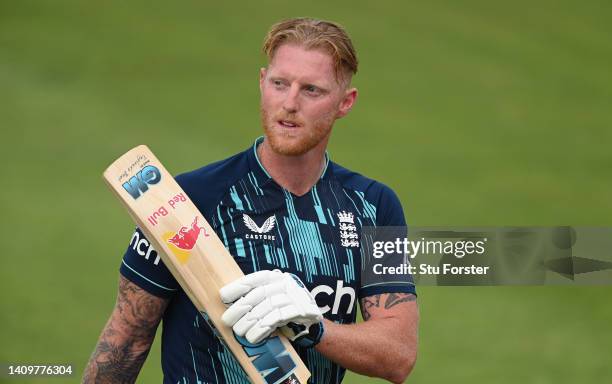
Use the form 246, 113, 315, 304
220, 270, 323, 344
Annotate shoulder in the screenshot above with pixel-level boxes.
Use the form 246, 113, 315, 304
174, 150, 249, 214
331, 162, 395, 196
330, 161, 401, 204
175, 150, 247, 189
330, 161, 406, 226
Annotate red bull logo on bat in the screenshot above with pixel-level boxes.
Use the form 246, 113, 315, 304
164, 217, 210, 263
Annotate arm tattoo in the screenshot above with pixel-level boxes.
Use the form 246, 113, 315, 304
360, 293, 416, 321
83, 277, 168, 383
360, 295, 381, 321
85, 333, 149, 383
384, 292, 416, 309
115, 278, 167, 338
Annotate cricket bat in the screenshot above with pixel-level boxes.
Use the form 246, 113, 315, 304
103, 145, 310, 384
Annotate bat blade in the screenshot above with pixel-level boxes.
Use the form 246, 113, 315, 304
103, 145, 310, 384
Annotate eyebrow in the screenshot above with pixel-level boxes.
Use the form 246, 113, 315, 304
303, 83, 329, 93
269, 76, 330, 92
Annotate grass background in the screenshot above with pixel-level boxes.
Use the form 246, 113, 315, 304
1, 0, 611, 382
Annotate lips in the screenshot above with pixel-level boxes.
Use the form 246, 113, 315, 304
278, 120, 299, 128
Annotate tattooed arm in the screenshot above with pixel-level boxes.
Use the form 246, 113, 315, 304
82, 276, 170, 383
315, 293, 418, 383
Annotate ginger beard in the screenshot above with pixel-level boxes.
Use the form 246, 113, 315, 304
260, 102, 337, 156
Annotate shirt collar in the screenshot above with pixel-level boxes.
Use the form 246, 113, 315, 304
247, 136, 333, 187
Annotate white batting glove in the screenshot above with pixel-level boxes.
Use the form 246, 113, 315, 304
220, 270, 324, 345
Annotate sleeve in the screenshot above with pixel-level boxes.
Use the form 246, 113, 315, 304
358, 183, 417, 299
119, 227, 180, 298
375, 183, 406, 227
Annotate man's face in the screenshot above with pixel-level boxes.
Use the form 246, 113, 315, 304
260, 44, 356, 156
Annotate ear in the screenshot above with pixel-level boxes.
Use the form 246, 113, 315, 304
259, 67, 267, 93
336, 87, 358, 119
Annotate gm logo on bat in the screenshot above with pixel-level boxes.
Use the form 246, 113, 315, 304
122, 165, 161, 199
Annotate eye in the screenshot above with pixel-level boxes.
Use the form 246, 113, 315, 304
304, 85, 321, 96
272, 79, 286, 89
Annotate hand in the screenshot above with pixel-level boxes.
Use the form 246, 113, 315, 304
220, 270, 324, 346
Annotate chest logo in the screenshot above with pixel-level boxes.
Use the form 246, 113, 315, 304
243, 214, 276, 240
337, 211, 359, 248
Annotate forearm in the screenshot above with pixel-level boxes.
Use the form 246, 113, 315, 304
82, 315, 154, 383
83, 277, 168, 383
315, 318, 417, 383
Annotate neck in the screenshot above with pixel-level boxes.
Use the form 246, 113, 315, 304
258, 138, 328, 196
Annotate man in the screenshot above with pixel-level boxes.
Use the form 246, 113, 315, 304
84, 17, 418, 384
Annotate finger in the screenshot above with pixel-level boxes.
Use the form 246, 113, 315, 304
272, 305, 302, 325
221, 286, 267, 326
232, 311, 259, 337
233, 278, 286, 309
231, 293, 290, 335
219, 270, 279, 303
239, 308, 281, 341
222, 277, 288, 327
246, 322, 274, 344
244, 305, 301, 343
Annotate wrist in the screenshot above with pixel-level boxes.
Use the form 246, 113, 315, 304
283, 320, 325, 348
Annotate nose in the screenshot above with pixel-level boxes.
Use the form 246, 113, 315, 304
282, 84, 300, 114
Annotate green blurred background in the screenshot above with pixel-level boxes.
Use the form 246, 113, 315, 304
2, 0, 611, 382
